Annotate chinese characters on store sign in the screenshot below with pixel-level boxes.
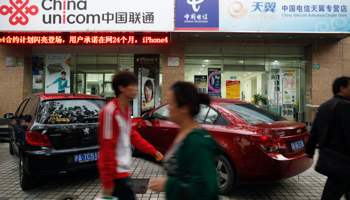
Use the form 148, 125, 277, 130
281, 4, 347, 13
0, 35, 169, 44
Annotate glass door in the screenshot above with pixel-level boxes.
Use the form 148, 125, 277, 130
75, 72, 85, 94
86, 73, 103, 96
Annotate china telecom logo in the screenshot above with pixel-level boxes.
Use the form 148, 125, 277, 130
0, 0, 39, 25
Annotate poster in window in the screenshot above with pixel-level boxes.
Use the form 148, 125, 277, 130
194, 75, 208, 93
226, 80, 240, 99
142, 77, 155, 112
208, 68, 221, 97
33, 75, 43, 89
283, 70, 296, 105
45, 55, 71, 93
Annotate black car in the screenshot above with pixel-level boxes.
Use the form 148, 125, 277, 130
4, 93, 106, 190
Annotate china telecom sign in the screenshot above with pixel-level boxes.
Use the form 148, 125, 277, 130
0, 0, 174, 31
175, 0, 219, 30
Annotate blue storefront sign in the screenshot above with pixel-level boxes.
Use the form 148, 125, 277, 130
175, 0, 219, 30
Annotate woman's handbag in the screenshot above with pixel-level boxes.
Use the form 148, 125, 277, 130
314, 100, 350, 184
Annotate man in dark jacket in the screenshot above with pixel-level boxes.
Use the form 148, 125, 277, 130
305, 76, 350, 200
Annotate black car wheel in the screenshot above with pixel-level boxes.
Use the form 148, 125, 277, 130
215, 154, 239, 194
19, 154, 36, 190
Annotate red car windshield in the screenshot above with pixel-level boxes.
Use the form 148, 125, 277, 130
222, 103, 286, 125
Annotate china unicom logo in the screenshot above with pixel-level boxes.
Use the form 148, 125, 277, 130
0, 0, 39, 25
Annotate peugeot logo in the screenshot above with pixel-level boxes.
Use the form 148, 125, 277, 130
83, 128, 89, 135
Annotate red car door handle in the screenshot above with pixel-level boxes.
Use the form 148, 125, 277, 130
161, 128, 168, 133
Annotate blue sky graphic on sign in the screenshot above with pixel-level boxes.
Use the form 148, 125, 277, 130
175, 0, 219, 30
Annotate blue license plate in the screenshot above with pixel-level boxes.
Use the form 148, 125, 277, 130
290, 139, 304, 152
74, 152, 99, 163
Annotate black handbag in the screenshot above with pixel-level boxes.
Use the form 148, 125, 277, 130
315, 100, 350, 184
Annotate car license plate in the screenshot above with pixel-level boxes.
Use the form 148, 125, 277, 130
290, 139, 304, 152
74, 152, 99, 163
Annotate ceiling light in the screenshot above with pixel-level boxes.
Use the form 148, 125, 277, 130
226, 35, 231, 38
238, 77, 241, 78
248, 72, 251, 74
200, 68, 203, 70
319, 36, 324, 39
244, 74, 246, 76
194, 34, 200, 37
257, 35, 263, 38
288, 35, 293, 39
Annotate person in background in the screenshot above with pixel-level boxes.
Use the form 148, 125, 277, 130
305, 76, 350, 200
148, 81, 220, 200
46, 71, 69, 93
97, 71, 163, 200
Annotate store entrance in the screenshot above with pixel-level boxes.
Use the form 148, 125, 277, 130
74, 72, 115, 101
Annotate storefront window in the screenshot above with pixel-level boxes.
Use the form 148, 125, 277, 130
184, 46, 305, 121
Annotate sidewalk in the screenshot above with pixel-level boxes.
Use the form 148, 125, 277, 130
0, 143, 347, 200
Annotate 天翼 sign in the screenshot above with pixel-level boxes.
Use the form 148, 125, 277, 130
0, 0, 174, 31
175, 0, 350, 32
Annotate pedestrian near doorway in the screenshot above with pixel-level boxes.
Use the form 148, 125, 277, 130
96, 71, 163, 200
305, 76, 350, 200
148, 81, 220, 200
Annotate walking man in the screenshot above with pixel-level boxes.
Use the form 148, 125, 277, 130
305, 76, 350, 200
97, 71, 162, 200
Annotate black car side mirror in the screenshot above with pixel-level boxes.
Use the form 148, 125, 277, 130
4, 113, 14, 119
141, 113, 150, 120
23, 115, 32, 122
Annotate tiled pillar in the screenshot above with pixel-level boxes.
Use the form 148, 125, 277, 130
161, 38, 185, 103
0, 45, 32, 116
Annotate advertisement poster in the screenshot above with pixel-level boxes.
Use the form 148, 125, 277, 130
32, 56, 44, 75
282, 104, 294, 121
283, 70, 296, 104
194, 75, 208, 93
226, 80, 240, 99
208, 68, 221, 98
142, 77, 155, 112
45, 54, 71, 93
175, 0, 219, 30
32, 75, 43, 89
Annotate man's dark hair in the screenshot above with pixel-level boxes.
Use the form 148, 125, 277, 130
112, 71, 138, 97
61, 71, 66, 75
144, 79, 154, 102
333, 76, 350, 95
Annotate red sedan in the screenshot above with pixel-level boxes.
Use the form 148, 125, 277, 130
132, 98, 313, 194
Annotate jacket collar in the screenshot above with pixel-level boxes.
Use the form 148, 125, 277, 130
334, 94, 347, 100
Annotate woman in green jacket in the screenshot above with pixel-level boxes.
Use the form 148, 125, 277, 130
148, 81, 220, 200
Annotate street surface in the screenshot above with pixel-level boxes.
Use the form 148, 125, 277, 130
0, 143, 347, 200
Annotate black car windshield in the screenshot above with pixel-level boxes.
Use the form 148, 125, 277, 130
36, 99, 106, 124
222, 103, 286, 125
